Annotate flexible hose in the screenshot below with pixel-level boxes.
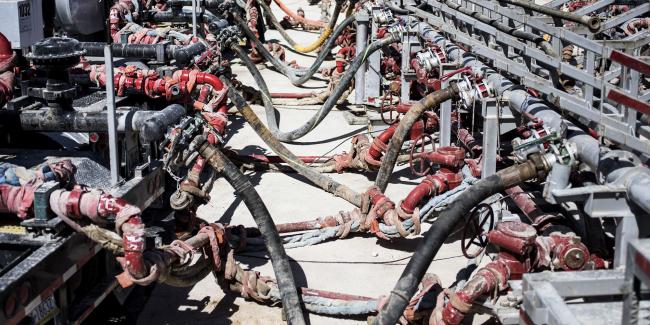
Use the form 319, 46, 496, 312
234, 14, 356, 85
256, 0, 341, 53
219, 76, 364, 207
293, 1, 339, 53
198, 142, 306, 325
272, 0, 328, 28
80, 41, 208, 65
373, 157, 548, 325
374, 84, 461, 192
148, 7, 220, 25
232, 34, 400, 141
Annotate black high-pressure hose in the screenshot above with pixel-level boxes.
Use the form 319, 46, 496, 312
373, 155, 551, 325
148, 8, 219, 25
198, 141, 306, 325
234, 15, 356, 86
374, 84, 461, 192
80, 42, 208, 65
219, 76, 365, 207
232, 34, 401, 142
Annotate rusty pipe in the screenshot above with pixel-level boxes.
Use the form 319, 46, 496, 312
48, 188, 148, 279
505, 186, 559, 228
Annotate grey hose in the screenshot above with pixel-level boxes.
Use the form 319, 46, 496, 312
235, 15, 357, 86
233, 33, 400, 141
256, 0, 341, 48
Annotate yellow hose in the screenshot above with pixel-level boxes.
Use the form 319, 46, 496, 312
293, 27, 333, 53
254, 0, 342, 53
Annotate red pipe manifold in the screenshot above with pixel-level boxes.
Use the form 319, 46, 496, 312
365, 121, 425, 168
438, 221, 597, 325
88, 66, 229, 135
399, 146, 466, 216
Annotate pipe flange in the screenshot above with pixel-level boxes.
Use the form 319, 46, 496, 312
495, 221, 536, 241
170, 189, 193, 211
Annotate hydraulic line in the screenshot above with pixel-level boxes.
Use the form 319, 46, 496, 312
272, 0, 328, 28
233, 34, 400, 141
80, 42, 208, 65
198, 141, 306, 325
496, 0, 601, 32
442, 0, 558, 58
374, 84, 461, 193
147, 7, 220, 25
219, 76, 364, 207
373, 155, 551, 325
257, 0, 341, 53
234, 14, 357, 86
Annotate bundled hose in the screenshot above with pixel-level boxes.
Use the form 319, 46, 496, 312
220, 76, 364, 207
372, 155, 551, 325
235, 15, 356, 86
257, 0, 341, 53
197, 141, 306, 325
232, 34, 400, 141
272, 0, 328, 28
374, 84, 461, 192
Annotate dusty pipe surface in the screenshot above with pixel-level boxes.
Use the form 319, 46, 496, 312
8, 104, 185, 142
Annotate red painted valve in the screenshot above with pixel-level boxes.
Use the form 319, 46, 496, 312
380, 92, 399, 125
409, 133, 436, 177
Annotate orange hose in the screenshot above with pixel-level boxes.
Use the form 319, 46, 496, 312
272, 0, 327, 28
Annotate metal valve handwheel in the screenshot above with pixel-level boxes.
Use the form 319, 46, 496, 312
380, 93, 399, 125
461, 203, 495, 259
409, 133, 435, 177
